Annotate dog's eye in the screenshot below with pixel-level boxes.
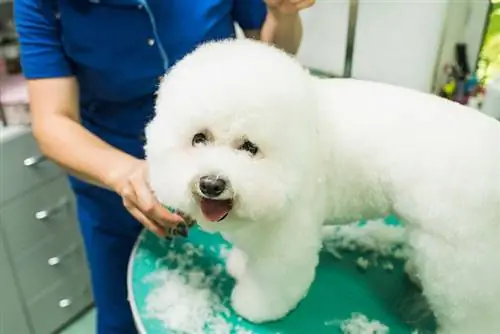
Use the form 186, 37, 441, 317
192, 133, 207, 146
239, 140, 259, 156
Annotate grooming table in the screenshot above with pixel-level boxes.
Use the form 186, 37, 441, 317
128, 218, 436, 333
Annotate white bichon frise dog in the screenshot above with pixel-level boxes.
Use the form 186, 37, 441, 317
145, 39, 500, 334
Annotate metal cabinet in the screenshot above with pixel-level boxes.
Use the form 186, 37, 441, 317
0, 237, 31, 334
0, 127, 93, 334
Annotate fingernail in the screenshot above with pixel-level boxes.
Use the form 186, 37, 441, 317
184, 217, 196, 227
179, 214, 195, 227
173, 224, 188, 237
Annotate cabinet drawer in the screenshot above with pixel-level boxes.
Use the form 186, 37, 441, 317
28, 271, 93, 334
0, 130, 62, 204
0, 177, 80, 258
0, 239, 31, 334
15, 237, 88, 303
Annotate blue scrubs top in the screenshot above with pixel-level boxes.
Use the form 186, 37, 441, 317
15, 0, 267, 143
14, 2, 268, 333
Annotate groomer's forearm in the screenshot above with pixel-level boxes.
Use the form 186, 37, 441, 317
33, 115, 138, 191
260, 11, 302, 55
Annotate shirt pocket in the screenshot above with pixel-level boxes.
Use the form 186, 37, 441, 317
58, 0, 164, 102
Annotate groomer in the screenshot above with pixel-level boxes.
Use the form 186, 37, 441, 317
14, 0, 315, 332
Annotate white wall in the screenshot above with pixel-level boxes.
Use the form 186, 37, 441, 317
296, 0, 350, 76
234, 23, 245, 39
240, 0, 489, 94
295, 0, 453, 92
351, 0, 449, 92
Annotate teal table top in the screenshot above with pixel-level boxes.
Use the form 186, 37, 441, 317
128, 219, 436, 334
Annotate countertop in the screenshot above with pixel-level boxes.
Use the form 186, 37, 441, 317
0, 125, 30, 143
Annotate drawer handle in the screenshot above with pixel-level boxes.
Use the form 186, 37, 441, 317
48, 257, 61, 266
35, 197, 69, 220
47, 244, 79, 267
35, 210, 49, 220
23, 155, 47, 167
57, 287, 89, 310
58, 299, 72, 308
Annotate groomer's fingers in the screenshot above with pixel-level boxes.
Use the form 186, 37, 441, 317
122, 180, 171, 234
266, 0, 284, 6
121, 184, 164, 236
128, 168, 155, 210
119, 180, 137, 206
135, 190, 184, 227
293, 0, 315, 9
128, 206, 166, 238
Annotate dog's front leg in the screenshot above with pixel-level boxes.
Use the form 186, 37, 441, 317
230, 221, 322, 323
226, 246, 248, 280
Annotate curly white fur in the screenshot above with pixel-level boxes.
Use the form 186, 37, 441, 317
145, 39, 500, 334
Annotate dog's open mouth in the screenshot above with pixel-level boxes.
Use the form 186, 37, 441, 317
200, 198, 233, 222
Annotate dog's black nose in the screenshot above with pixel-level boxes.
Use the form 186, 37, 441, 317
199, 175, 226, 198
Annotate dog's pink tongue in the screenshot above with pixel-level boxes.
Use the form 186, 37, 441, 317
200, 199, 232, 222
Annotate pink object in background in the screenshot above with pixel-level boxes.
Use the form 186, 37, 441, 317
0, 75, 30, 126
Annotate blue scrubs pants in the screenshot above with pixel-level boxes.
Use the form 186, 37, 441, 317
73, 186, 141, 333
69, 120, 146, 334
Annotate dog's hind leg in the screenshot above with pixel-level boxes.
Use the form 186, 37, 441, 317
408, 221, 500, 334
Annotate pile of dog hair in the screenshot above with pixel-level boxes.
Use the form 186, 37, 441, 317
322, 219, 410, 271
144, 243, 250, 334
339, 313, 390, 334
144, 220, 407, 333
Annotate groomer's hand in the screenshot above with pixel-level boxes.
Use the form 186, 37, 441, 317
114, 159, 186, 238
264, 0, 315, 15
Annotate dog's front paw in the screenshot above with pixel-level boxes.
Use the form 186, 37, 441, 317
230, 278, 298, 323
226, 248, 247, 279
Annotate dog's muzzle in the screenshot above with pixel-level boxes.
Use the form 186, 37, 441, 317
196, 174, 233, 222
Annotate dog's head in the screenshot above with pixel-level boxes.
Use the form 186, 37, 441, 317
145, 39, 319, 232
